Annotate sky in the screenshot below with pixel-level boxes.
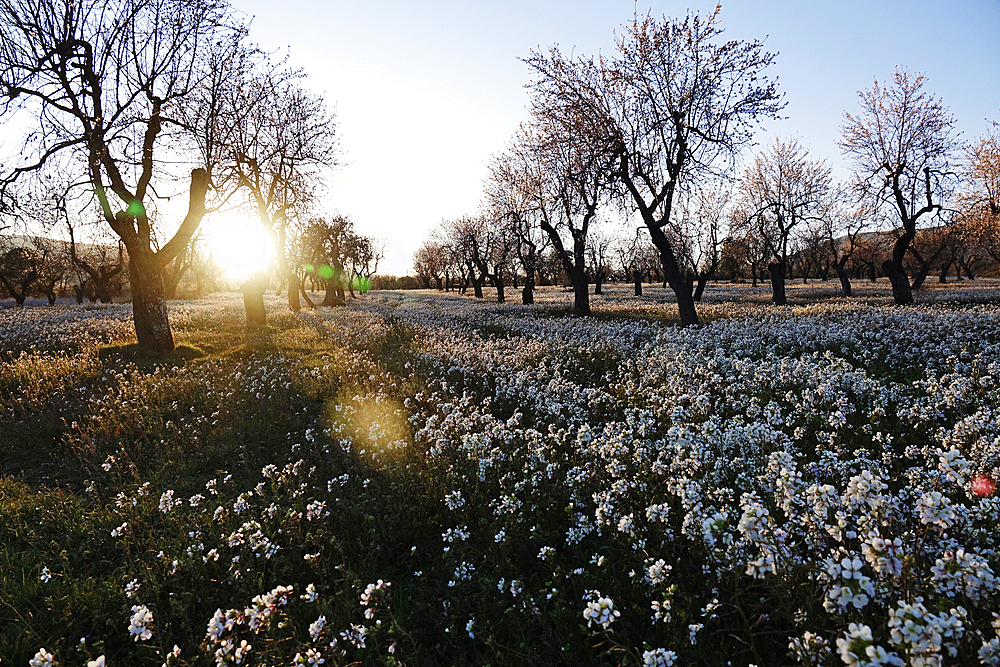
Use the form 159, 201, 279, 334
226, 0, 999, 276
4, 1, 999, 276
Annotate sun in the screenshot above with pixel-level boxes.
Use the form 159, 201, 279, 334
202, 214, 273, 279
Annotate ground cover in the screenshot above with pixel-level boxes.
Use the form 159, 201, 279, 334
2, 284, 1000, 666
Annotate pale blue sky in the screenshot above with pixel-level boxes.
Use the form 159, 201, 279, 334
241, 0, 994, 275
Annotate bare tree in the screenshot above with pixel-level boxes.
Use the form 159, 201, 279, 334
62, 210, 127, 303
586, 230, 613, 295
960, 124, 1000, 265
486, 147, 549, 305
672, 184, 731, 301
0, 0, 245, 350
526, 8, 783, 325
413, 239, 447, 291
737, 138, 832, 305
839, 68, 960, 305
504, 120, 612, 315
348, 236, 384, 294
226, 81, 339, 315
818, 197, 870, 297
615, 229, 658, 296
31, 235, 71, 304
0, 238, 39, 306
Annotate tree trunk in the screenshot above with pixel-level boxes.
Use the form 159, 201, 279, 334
594, 273, 603, 295
288, 273, 301, 311
323, 275, 347, 306
834, 259, 852, 297
693, 272, 709, 302
938, 261, 950, 284
768, 260, 787, 306
910, 260, 931, 291
494, 271, 505, 304
675, 280, 697, 326
882, 259, 913, 304
131, 257, 175, 352
633, 271, 643, 296
572, 266, 590, 316
646, 225, 699, 326
522, 271, 534, 305
299, 282, 316, 308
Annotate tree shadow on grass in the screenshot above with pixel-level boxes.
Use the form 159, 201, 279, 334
97, 342, 206, 372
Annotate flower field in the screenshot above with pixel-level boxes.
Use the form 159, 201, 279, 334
3, 283, 1000, 666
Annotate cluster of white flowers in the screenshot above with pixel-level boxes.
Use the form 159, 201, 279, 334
127, 605, 153, 642
641, 647, 677, 666
836, 623, 902, 667
29, 648, 55, 667
582, 593, 620, 629
823, 555, 876, 612
887, 598, 966, 665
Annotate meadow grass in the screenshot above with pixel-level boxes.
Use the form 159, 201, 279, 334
2, 284, 1000, 666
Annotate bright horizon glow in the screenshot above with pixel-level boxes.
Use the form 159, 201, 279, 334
202, 213, 273, 281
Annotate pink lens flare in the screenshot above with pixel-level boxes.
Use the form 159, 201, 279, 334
971, 475, 996, 497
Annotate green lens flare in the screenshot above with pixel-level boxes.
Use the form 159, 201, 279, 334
125, 200, 146, 218
317, 264, 334, 279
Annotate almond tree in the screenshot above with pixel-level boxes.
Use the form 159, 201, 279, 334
486, 148, 548, 305
504, 120, 613, 316
737, 138, 832, 305
0, 0, 240, 351
839, 68, 959, 305
818, 199, 870, 297
223, 81, 339, 314
961, 125, 1000, 265
526, 8, 783, 325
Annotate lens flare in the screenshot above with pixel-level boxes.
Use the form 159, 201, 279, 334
971, 474, 995, 497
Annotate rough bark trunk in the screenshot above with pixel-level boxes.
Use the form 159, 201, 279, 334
323, 276, 347, 306
910, 261, 931, 291
834, 260, 853, 297
693, 273, 709, 302
768, 260, 787, 306
131, 257, 175, 352
493, 273, 505, 304
572, 266, 590, 316
882, 259, 913, 304
288, 273, 301, 311
522, 271, 534, 305
646, 225, 698, 326
633, 271, 643, 296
